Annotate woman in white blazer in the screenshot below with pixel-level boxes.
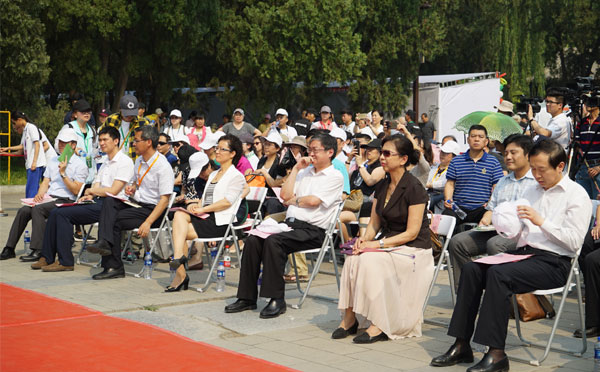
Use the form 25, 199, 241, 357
166, 134, 246, 292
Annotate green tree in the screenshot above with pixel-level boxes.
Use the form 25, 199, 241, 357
0, 0, 51, 110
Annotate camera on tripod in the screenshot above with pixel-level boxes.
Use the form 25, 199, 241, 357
583, 89, 600, 108
515, 96, 543, 114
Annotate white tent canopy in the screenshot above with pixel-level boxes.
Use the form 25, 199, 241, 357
407, 72, 501, 148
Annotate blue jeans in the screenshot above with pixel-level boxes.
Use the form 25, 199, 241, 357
25, 167, 45, 198
575, 163, 600, 200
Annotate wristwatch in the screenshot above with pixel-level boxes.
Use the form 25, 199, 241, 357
379, 239, 384, 248
60, 173, 67, 178
296, 197, 301, 207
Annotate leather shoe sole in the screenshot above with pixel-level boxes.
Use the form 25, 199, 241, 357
573, 326, 600, 338
259, 299, 287, 319
92, 267, 125, 280
466, 354, 509, 372
20, 252, 41, 262
224, 299, 257, 313
42, 263, 74, 272
86, 240, 112, 256
430, 345, 474, 367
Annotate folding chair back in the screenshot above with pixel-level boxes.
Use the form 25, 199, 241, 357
290, 201, 345, 309
192, 192, 244, 292
233, 187, 268, 231
423, 214, 456, 316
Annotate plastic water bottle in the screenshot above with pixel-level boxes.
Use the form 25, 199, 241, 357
594, 336, 600, 372
223, 246, 231, 269
76, 149, 87, 157
216, 261, 225, 292
447, 200, 467, 220
143, 252, 153, 279
210, 246, 218, 262
23, 231, 31, 255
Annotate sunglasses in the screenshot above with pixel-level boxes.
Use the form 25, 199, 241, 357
157, 141, 168, 146
381, 150, 399, 157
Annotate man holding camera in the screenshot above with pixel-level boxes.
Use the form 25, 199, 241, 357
574, 96, 600, 199
527, 89, 571, 151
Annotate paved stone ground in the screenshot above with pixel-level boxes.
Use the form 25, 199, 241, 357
0, 187, 596, 371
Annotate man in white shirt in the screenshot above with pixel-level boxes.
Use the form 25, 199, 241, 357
262, 108, 298, 140
431, 139, 592, 372
340, 108, 355, 133
1, 128, 88, 262
86, 126, 174, 279
528, 89, 572, 150
447, 135, 538, 287
34, 126, 134, 272
225, 132, 344, 318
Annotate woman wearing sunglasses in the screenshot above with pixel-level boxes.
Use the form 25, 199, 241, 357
334, 134, 433, 344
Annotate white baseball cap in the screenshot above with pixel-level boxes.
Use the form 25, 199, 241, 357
440, 140, 461, 156
56, 127, 78, 143
329, 126, 347, 141
263, 131, 283, 148
188, 152, 209, 179
169, 109, 182, 118
275, 108, 288, 117
199, 132, 217, 150
170, 132, 190, 145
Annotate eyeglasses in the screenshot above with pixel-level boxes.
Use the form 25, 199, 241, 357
381, 150, 400, 157
545, 100, 560, 105
157, 141, 168, 146
170, 116, 181, 120
308, 147, 326, 154
215, 147, 232, 153
133, 138, 149, 143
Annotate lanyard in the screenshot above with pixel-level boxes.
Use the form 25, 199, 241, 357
119, 124, 134, 150
137, 154, 159, 187
432, 166, 447, 183
75, 124, 91, 154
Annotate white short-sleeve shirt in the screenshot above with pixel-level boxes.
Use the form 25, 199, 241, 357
93, 151, 134, 198
21, 123, 47, 169
544, 112, 571, 150
132, 151, 174, 205
44, 154, 88, 200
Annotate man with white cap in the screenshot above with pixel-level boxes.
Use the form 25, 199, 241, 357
1, 127, 88, 262
262, 108, 298, 140
220, 108, 261, 138
104, 94, 151, 160
162, 109, 190, 140
446, 134, 539, 289
33, 126, 134, 272
426, 140, 461, 213
330, 126, 349, 163
311, 105, 337, 131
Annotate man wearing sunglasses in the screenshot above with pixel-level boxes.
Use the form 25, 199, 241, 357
225, 132, 344, 319
527, 89, 571, 150
157, 133, 178, 167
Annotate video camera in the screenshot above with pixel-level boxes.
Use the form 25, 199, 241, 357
560, 76, 597, 114
516, 95, 543, 114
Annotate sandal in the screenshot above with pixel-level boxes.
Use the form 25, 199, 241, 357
284, 274, 309, 283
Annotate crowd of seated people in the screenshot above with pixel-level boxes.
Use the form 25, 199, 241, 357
1, 92, 597, 370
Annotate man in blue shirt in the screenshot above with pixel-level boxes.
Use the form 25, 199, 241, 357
443, 125, 503, 230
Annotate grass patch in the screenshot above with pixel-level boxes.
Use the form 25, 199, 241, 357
143, 305, 159, 312
0, 156, 27, 185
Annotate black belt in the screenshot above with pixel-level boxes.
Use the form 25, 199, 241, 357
284, 217, 324, 232
518, 245, 571, 261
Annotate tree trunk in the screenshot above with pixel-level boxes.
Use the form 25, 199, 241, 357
100, 38, 110, 110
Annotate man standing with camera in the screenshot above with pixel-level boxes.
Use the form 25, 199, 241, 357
527, 89, 571, 151
574, 95, 600, 199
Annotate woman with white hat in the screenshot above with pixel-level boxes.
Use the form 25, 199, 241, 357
162, 109, 189, 140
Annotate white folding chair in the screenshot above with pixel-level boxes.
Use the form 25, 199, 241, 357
232, 187, 268, 232
121, 192, 177, 277
290, 202, 345, 309
78, 222, 99, 265
423, 214, 457, 323
191, 193, 244, 292
509, 253, 586, 366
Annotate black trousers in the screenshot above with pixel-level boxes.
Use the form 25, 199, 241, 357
447, 247, 571, 349
5, 198, 72, 252
97, 197, 159, 269
41, 199, 104, 266
236, 219, 325, 300
579, 231, 600, 327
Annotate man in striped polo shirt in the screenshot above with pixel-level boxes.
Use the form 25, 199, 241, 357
574, 98, 600, 199
443, 125, 504, 231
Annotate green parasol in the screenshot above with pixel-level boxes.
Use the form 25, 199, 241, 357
454, 111, 523, 142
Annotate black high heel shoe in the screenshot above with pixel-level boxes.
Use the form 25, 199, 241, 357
165, 275, 190, 292
169, 255, 188, 270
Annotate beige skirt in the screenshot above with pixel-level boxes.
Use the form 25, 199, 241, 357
338, 247, 434, 339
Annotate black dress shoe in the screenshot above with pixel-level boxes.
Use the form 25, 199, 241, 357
331, 320, 359, 339
86, 239, 112, 256
467, 353, 509, 372
573, 326, 600, 338
19, 250, 41, 262
0, 247, 15, 260
224, 299, 257, 313
92, 267, 125, 280
259, 298, 287, 319
352, 331, 389, 344
430, 344, 474, 367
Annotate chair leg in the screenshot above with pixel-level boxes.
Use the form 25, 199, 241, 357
575, 271, 587, 356
77, 224, 95, 264
445, 251, 456, 306
293, 234, 331, 309
423, 247, 446, 314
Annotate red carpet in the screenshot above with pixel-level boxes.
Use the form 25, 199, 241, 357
0, 283, 296, 372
